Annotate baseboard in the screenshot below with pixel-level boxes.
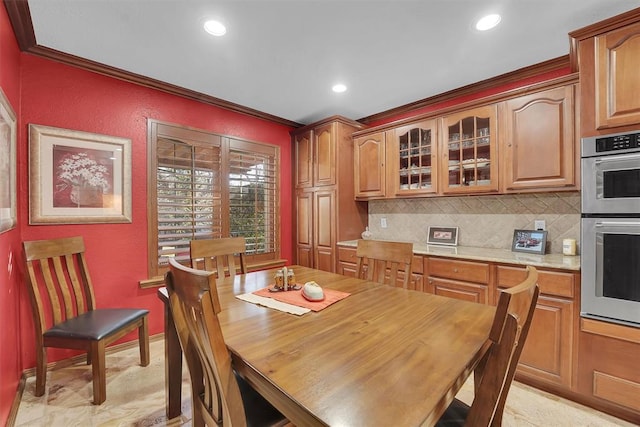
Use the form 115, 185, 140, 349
6, 374, 26, 427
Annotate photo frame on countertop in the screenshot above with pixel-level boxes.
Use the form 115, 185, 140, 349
29, 124, 132, 224
427, 226, 459, 246
0, 88, 17, 234
511, 229, 547, 255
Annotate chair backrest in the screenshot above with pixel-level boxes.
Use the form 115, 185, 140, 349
355, 239, 414, 288
466, 265, 540, 426
23, 236, 96, 336
190, 237, 248, 280
165, 257, 247, 427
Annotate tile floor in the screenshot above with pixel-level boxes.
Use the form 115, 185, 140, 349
12, 339, 636, 426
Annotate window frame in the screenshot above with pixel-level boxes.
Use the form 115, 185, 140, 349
147, 119, 281, 279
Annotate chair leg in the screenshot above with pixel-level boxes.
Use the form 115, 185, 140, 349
90, 340, 107, 405
35, 346, 47, 397
192, 400, 206, 427
139, 317, 150, 366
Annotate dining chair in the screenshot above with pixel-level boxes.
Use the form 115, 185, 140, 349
164, 258, 290, 427
355, 239, 414, 288
23, 236, 149, 405
190, 237, 248, 280
436, 265, 540, 426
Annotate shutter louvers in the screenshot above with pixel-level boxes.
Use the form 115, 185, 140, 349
228, 144, 277, 255
156, 138, 221, 266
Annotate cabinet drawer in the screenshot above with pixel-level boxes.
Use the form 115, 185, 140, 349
428, 258, 489, 284
427, 277, 489, 304
497, 265, 575, 298
593, 371, 640, 412
338, 247, 358, 264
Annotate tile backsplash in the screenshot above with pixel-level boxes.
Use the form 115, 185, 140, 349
367, 192, 580, 254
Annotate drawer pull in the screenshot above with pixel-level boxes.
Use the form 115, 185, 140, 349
453, 268, 458, 273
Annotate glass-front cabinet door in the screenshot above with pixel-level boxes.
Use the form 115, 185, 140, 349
390, 119, 437, 195
441, 105, 498, 194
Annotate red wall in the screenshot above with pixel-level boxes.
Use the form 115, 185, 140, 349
0, 3, 23, 424
0, 5, 294, 420
17, 56, 295, 366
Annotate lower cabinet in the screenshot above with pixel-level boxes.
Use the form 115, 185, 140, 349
336, 244, 640, 423
296, 191, 313, 268
337, 246, 359, 277
314, 190, 337, 272
496, 265, 578, 390
577, 319, 640, 423
296, 189, 339, 272
425, 257, 490, 304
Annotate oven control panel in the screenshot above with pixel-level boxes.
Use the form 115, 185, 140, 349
582, 131, 640, 158
596, 132, 640, 152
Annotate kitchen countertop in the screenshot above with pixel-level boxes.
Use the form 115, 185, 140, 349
337, 240, 581, 271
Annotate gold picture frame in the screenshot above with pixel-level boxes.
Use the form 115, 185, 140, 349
29, 124, 132, 224
0, 88, 17, 233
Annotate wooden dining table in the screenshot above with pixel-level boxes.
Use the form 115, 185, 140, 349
158, 265, 496, 426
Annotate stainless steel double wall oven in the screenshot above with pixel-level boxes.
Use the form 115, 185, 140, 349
581, 130, 640, 327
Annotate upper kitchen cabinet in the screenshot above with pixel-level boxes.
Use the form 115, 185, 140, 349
389, 119, 438, 196
354, 131, 386, 199
441, 105, 498, 194
351, 76, 579, 200
294, 129, 313, 188
292, 116, 367, 272
570, 8, 640, 135
312, 123, 337, 187
500, 85, 578, 192
295, 123, 336, 188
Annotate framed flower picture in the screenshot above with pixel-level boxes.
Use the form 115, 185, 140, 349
29, 124, 132, 224
0, 88, 17, 233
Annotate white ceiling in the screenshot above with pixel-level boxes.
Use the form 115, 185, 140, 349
26, 0, 640, 125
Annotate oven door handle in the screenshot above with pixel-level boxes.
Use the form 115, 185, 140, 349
594, 221, 640, 227
594, 152, 640, 164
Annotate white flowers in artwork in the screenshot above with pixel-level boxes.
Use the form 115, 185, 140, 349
58, 152, 110, 192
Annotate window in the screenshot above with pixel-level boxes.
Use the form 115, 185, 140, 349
147, 120, 280, 278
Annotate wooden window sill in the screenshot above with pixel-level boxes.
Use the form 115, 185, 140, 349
139, 258, 288, 289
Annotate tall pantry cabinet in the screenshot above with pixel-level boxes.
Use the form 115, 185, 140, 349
292, 116, 368, 272
569, 8, 640, 423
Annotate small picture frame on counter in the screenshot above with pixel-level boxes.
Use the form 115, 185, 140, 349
427, 226, 458, 246
511, 229, 547, 255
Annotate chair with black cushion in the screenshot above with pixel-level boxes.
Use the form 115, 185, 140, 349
436, 265, 540, 426
355, 239, 414, 288
23, 236, 149, 405
165, 257, 289, 427
190, 237, 248, 280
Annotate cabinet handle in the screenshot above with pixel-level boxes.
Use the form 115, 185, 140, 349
453, 268, 458, 273
429, 279, 433, 284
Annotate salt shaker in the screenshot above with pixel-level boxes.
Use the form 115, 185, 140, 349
274, 270, 284, 289
287, 269, 296, 287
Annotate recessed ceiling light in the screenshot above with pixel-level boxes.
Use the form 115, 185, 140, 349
204, 19, 227, 36
475, 14, 501, 31
332, 84, 347, 93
